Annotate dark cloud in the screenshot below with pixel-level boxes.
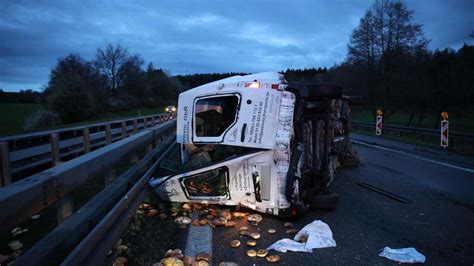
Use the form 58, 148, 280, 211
1, 0, 472, 91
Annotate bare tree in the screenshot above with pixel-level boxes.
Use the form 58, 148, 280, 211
348, 0, 428, 119
95, 44, 135, 95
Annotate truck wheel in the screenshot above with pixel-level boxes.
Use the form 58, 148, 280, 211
307, 191, 339, 209
307, 83, 343, 99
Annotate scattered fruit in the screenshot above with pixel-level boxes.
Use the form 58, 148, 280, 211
286, 228, 299, 234
230, 240, 241, 248
247, 214, 262, 224
250, 232, 261, 240
246, 250, 257, 257
246, 240, 257, 247
268, 228, 276, 234
266, 254, 280, 263
257, 249, 268, 257
284, 222, 293, 228
161, 257, 184, 266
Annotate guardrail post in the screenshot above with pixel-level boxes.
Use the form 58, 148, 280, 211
105, 124, 112, 144
83, 128, 91, 153
152, 116, 156, 127
57, 195, 74, 224
0, 142, 12, 187
121, 122, 127, 138
104, 168, 116, 185
50, 133, 61, 166
133, 119, 138, 134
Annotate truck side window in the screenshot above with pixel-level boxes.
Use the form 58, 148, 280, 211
182, 167, 229, 198
195, 96, 238, 137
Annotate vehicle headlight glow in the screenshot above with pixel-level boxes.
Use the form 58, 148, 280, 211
172, 107, 176, 112
165, 107, 169, 112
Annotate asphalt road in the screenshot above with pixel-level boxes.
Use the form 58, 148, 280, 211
209, 137, 474, 265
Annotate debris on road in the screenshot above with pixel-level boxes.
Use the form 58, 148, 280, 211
265, 254, 280, 263
267, 220, 336, 252
174, 216, 192, 227
8, 240, 23, 251
247, 214, 262, 224
230, 240, 240, 248
246, 249, 257, 257
268, 228, 276, 234
152, 249, 214, 266
257, 249, 268, 257
379, 247, 426, 263
30, 214, 40, 220
246, 240, 257, 247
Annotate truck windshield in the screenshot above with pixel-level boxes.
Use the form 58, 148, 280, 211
195, 95, 238, 137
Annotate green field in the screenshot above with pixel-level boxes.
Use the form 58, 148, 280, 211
0, 103, 42, 136
351, 106, 474, 133
0, 103, 167, 137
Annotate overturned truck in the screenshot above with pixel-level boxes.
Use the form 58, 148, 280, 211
150, 72, 359, 217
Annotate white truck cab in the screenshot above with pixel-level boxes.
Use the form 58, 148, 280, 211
150, 72, 359, 217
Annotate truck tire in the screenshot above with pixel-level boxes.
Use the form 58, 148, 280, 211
307, 83, 343, 99
307, 191, 339, 209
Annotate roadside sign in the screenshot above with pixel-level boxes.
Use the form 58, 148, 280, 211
376, 115, 383, 136
441, 119, 449, 148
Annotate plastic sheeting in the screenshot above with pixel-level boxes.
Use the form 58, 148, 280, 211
267, 220, 336, 252
379, 247, 426, 263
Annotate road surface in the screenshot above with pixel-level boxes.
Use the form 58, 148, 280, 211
207, 134, 474, 265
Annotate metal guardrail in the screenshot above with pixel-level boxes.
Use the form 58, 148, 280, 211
0, 112, 174, 187
351, 120, 474, 145
0, 120, 176, 265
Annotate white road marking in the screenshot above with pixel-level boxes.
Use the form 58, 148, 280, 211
351, 140, 474, 174
185, 212, 212, 260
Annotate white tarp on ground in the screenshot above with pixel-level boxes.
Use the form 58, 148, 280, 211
267, 220, 336, 253
379, 247, 426, 263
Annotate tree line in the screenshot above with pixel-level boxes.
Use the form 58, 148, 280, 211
326, 0, 474, 127
42, 44, 184, 124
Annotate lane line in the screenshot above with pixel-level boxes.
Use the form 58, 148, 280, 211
351, 140, 474, 174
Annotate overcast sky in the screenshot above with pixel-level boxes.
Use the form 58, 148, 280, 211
1, 0, 473, 92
